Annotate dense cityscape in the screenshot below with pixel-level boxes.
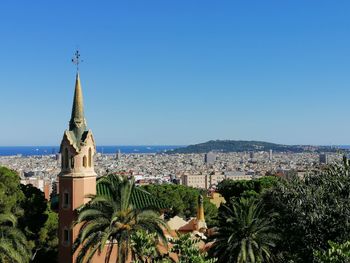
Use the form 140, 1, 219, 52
0, 149, 343, 199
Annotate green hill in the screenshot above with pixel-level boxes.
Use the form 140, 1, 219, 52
166, 140, 338, 154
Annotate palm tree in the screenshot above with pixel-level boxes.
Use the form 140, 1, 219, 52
210, 198, 278, 263
73, 175, 168, 263
0, 213, 31, 263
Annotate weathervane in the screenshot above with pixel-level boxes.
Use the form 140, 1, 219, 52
71, 50, 83, 72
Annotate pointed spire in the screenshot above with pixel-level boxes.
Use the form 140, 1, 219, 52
69, 73, 87, 139
197, 195, 205, 222
196, 194, 207, 231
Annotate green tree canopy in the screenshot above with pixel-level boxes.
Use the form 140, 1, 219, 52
216, 176, 279, 202
0, 166, 58, 263
263, 159, 350, 262
130, 230, 159, 263
33, 206, 58, 263
18, 184, 59, 262
314, 241, 350, 263
0, 167, 24, 215
170, 233, 216, 263
142, 184, 218, 226
18, 184, 48, 242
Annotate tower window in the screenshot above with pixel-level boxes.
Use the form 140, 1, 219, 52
83, 155, 87, 168
88, 148, 92, 167
63, 229, 70, 244
64, 193, 68, 205
63, 192, 69, 208
71, 156, 74, 169
61, 155, 64, 169
64, 148, 69, 169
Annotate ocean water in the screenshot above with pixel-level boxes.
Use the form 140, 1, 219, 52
0, 146, 184, 156
341, 145, 350, 149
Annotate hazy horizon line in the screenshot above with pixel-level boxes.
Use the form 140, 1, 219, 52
0, 142, 350, 147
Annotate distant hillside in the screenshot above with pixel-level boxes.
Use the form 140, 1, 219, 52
166, 140, 340, 154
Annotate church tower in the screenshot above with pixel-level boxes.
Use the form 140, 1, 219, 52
58, 71, 97, 263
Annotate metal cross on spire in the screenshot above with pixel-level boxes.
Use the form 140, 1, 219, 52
71, 50, 83, 72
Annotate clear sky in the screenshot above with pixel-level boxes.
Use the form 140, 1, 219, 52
0, 1, 349, 146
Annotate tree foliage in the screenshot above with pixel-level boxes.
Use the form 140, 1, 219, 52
34, 206, 58, 262
0, 166, 58, 263
0, 212, 31, 263
217, 176, 279, 202
142, 184, 218, 226
18, 183, 58, 263
210, 198, 278, 263
18, 184, 48, 244
171, 233, 216, 263
130, 228, 217, 263
0, 167, 24, 215
263, 159, 350, 262
314, 241, 350, 263
131, 230, 159, 263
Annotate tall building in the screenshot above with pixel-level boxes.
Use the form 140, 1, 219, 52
56, 67, 165, 262
58, 73, 97, 263
116, 149, 121, 160
55, 153, 62, 163
204, 151, 216, 164
269, 149, 273, 161
319, 153, 328, 164
248, 151, 257, 163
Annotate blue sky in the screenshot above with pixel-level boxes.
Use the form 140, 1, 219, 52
0, 1, 350, 146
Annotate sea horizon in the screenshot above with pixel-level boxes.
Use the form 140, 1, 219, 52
0, 145, 185, 156
0, 144, 349, 156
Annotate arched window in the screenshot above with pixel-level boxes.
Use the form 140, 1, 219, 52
62, 227, 70, 245
63, 229, 69, 242
64, 148, 69, 169
63, 192, 69, 208
71, 156, 74, 169
88, 148, 92, 167
83, 155, 87, 168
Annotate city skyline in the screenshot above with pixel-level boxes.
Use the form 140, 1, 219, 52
1, 1, 350, 146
